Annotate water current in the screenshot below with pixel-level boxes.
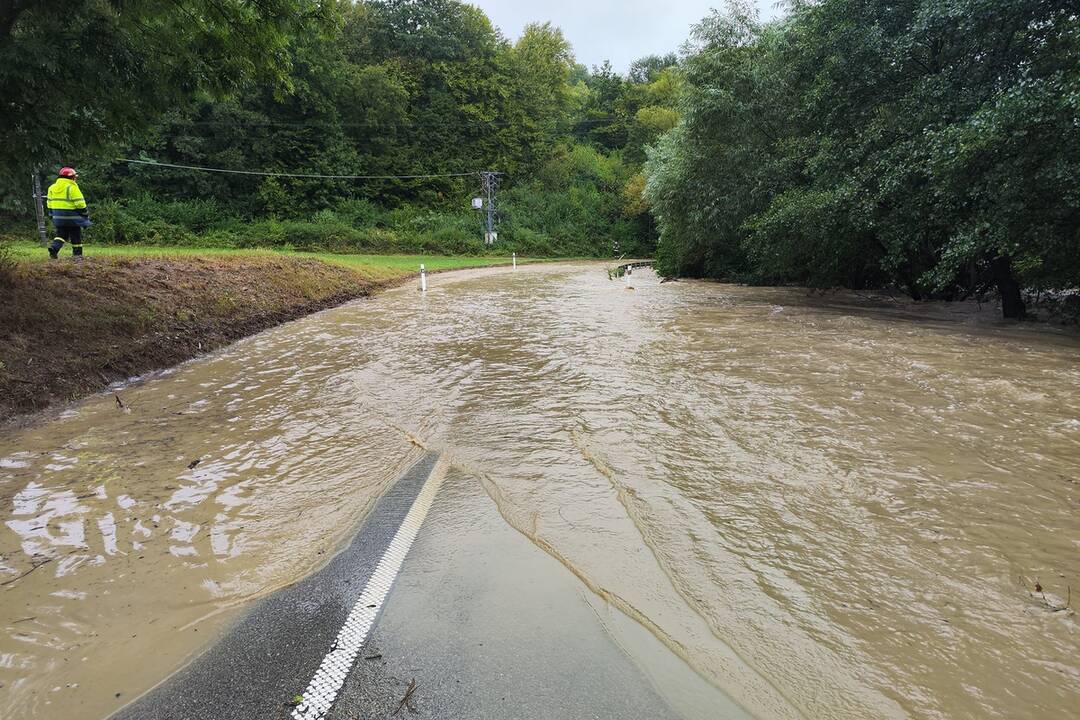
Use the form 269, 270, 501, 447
1, 263, 1077, 719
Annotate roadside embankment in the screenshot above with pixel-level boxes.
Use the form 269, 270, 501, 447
0, 252, 421, 421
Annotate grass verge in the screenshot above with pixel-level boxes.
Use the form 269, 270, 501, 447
5, 242, 537, 278
0, 245, 536, 421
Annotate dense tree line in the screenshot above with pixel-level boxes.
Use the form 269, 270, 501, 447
646, 0, 1079, 318
6, 0, 1071, 310
0, 0, 330, 194
1, 0, 677, 257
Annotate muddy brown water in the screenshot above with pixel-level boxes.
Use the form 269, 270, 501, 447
1, 264, 1077, 719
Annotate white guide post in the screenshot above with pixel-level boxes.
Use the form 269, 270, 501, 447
420, 263, 427, 292
512, 252, 517, 270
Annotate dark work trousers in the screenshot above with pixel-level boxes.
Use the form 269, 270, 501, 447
49, 225, 83, 257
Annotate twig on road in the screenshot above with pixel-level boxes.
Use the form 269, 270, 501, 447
393, 678, 418, 716
0, 557, 53, 587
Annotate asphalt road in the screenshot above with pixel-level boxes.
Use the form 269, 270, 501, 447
111, 455, 703, 720
325, 465, 690, 720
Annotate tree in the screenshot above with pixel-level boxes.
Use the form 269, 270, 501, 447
777, 0, 1080, 316
1, 0, 664, 259
0, 0, 331, 208
645, 1, 774, 279
577, 61, 630, 150
646, 0, 1080, 318
628, 53, 677, 84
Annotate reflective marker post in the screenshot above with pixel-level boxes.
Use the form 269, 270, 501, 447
419, 264, 427, 292
512, 252, 516, 270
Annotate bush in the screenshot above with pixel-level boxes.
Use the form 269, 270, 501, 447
269, 220, 348, 252
86, 201, 136, 244
193, 228, 242, 247
45, 173, 641, 258
0, 241, 15, 288
140, 219, 196, 246
353, 227, 401, 251
425, 227, 480, 255
506, 227, 556, 256
122, 196, 224, 232
328, 199, 381, 226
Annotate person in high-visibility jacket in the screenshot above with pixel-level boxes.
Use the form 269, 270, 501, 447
46, 166, 92, 259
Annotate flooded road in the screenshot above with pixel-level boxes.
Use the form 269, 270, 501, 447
2, 263, 1078, 719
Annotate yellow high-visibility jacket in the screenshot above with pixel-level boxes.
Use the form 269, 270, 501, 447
47, 178, 91, 227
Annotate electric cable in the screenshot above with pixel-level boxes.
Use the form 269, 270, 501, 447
115, 158, 482, 180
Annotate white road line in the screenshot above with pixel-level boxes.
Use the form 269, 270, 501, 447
292, 455, 448, 720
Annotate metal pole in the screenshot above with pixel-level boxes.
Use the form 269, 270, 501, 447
479, 171, 501, 246
32, 167, 48, 246
486, 175, 494, 245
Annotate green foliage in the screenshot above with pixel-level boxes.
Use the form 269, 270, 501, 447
743, 184, 877, 288
2, 0, 684, 259
646, 0, 1080, 316
629, 54, 679, 84
0, 0, 332, 210
0, 241, 15, 288
78, 190, 617, 257
500, 144, 643, 256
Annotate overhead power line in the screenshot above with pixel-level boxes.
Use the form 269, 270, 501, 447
115, 158, 480, 180
172, 116, 626, 128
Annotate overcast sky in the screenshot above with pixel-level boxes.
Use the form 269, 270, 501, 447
469, 1, 784, 72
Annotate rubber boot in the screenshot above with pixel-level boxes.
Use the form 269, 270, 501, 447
49, 238, 62, 260
72, 245, 84, 262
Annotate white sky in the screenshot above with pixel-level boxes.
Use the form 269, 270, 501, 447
469, 1, 785, 71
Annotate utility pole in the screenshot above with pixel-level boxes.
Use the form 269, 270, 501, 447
31, 167, 48, 246
478, 171, 501, 246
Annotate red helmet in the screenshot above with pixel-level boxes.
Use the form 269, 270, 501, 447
59, 166, 77, 178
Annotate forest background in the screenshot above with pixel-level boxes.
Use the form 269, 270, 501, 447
1, 0, 1076, 318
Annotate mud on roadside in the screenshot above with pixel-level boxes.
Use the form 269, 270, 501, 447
0, 255, 380, 423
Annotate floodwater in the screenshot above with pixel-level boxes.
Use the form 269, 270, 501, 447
1, 263, 1078, 720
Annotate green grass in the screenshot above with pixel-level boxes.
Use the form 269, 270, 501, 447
298, 251, 531, 272
5, 241, 545, 282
